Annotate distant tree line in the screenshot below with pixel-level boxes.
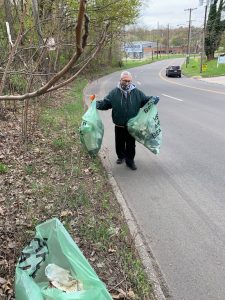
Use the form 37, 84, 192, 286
124, 26, 202, 54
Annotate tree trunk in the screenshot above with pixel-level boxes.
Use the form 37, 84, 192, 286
4, 0, 15, 41
32, 0, 43, 46
206, 53, 215, 60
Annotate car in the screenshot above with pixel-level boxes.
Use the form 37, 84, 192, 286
166, 65, 181, 77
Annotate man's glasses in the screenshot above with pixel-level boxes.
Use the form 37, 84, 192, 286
121, 80, 131, 83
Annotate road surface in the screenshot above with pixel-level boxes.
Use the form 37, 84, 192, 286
85, 58, 225, 300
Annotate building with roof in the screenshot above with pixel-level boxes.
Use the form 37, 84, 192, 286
123, 41, 186, 59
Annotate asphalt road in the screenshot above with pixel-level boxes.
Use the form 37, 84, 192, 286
85, 58, 225, 300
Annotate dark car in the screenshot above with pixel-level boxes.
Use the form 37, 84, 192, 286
166, 65, 181, 77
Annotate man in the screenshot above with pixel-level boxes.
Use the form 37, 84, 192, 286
94, 71, 159, 170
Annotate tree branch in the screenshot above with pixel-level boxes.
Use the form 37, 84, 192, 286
0, 7, 26, 94
0, 0, 88, 100
0, 16, 110, 100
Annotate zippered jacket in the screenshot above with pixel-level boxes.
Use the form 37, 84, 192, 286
96, 86, 153, 126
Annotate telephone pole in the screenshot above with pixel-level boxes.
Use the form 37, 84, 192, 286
167, 24, 170, 55
184, 7, 197, 67
157, 22, 159, 59
199, 0, 215, 73
200, 5, 208, 73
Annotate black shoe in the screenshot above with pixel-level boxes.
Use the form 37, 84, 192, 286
116, 158, 124, 164
126, 161, 137, 170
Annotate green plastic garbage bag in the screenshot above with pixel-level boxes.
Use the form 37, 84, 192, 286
127, 99, 162, 155
15, 218, 112, 300
79, 100, 104, 156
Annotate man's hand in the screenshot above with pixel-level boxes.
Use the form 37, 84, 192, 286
89, 94, 96, 101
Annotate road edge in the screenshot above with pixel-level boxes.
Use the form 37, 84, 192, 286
99, 151, 168, 300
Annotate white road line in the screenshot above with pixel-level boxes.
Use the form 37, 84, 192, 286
162, 93, 184, 102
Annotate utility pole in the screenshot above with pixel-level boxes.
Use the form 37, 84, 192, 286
167, 24, 170, 55
184, 7, 197, 67
157, 22, 159, 59
200, 5, 208, 73
199, 0, 215, 73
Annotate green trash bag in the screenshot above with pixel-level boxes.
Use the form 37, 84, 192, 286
127, 99, 162, 155
79, 100, 104, 156
15, 218, 112, 300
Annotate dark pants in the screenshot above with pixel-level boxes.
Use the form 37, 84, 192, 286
115, 126, 136, 163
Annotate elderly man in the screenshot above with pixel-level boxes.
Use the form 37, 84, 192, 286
95, 71, 159, 170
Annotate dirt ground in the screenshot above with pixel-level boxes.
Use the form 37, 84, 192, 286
0, 90, 154, 300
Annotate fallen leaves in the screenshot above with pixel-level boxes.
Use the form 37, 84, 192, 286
0, 277, 13, 298
108, 248, 117, 253
0, 93, 152, 300
0, 277, 7, 285
112, 288, 136, 299
0, 207, 4, 215
60, 210, 73, 217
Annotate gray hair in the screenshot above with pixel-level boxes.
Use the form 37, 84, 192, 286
120, 71, 132, 79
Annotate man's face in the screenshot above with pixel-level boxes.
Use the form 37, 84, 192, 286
120, 76, 132, 90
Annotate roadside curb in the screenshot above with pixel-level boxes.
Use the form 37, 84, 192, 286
192, 76, 202, 79
99, 150, 168, 300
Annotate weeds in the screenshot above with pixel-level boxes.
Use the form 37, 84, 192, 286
0, 163, 8, 174
24, 164, 35, 175
52, 137, 67, 149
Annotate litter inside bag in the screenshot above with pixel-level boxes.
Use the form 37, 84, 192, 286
15, 218, 112, 300
45, 264, 83, 293
127, 99, 162, 154
79, 100, 104, 156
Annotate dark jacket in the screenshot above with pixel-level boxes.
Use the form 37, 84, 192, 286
96, 86, 152, 126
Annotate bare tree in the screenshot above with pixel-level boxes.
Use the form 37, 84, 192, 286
0, 0, 109, 101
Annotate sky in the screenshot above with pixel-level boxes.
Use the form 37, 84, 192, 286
137, 0, 208, 29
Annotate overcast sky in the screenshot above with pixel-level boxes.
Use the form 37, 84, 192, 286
137, 0, 207, 29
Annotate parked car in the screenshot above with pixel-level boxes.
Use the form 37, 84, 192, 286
166, 65, 181, 77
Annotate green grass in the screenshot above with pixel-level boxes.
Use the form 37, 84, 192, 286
40, 79, 86, 133
0, 163, 8, 174
120, 247, 152, 296
182, 56, 225, 77
123, 54, 185, 69
52, 137, 67, 149
24, 164, 35, 175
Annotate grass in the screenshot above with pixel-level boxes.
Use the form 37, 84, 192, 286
122, 54, 185, 69
52, 137, 67, 149
38, 77, 154, 298
182, 56, 225, 77
24, 164, 35, 175
0, 162, 8, 174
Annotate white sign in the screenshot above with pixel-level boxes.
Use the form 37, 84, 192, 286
124, 43, 143, 53
218, 55, 225, 64
199, 0, 215, 5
